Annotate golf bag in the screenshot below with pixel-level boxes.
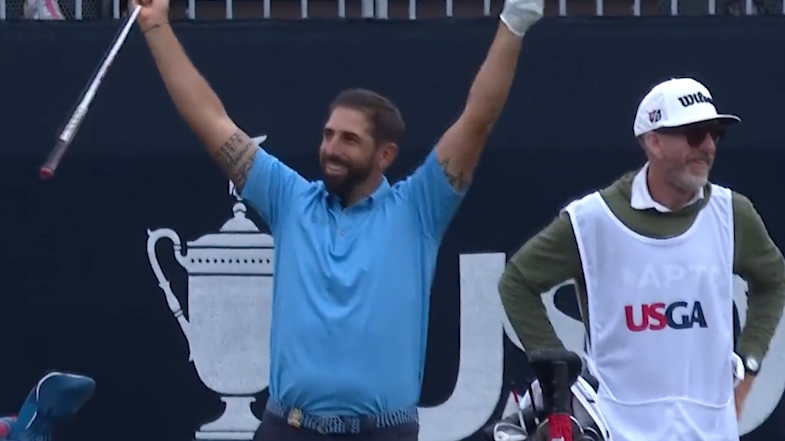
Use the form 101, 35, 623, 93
483, 349, 612, 441
0, 372, 95, 441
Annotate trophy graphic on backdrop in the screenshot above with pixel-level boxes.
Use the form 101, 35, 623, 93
146, 136, 273, 441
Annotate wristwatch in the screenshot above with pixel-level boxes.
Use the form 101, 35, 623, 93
744, 355, 761, 376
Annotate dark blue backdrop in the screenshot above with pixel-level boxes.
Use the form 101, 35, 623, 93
1, 16, 784, 441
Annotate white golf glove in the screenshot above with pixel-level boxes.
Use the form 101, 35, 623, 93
500, 0, 543, 37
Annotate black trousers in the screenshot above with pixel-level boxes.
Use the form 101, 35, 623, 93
254, 411, 419, 441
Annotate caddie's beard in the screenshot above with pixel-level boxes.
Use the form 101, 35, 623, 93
668, 156, 712, 193
320, 156, 373, 202
675, 171, 708, 192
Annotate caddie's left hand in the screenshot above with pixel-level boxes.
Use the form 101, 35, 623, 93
735, 376, 754, 420
499, 0, 543, 37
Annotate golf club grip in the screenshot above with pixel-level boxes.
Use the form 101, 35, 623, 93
552, 361, 571, 413
39, 103, 87, 179
547, 361, 572, 441
39, 139, 69, 179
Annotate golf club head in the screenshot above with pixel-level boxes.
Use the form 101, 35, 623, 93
8, 372, 96, 441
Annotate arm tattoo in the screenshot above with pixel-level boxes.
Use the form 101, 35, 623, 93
438, 158, 470, 191
216, 130, 257, 192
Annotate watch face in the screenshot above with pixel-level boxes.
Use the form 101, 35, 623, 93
747, 357, 760, 372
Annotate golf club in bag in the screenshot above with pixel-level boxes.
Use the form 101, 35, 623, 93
484, 349, 612, 441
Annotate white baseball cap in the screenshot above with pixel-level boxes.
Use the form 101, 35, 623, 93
633, 78, 740, 136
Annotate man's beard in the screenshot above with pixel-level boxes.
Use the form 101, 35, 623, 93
320, 157, 373, 201
667, 156, 713, 192
675, 171, 708, 192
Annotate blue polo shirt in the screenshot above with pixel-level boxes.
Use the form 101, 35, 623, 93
241, 147, 465, 416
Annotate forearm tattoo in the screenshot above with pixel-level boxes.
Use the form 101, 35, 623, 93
216, 130, 256, 192
438, 157, 470, 191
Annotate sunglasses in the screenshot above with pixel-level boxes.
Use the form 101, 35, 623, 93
655, 123, 725, 147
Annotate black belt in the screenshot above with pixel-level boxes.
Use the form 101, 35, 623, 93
264, 398, 418, 435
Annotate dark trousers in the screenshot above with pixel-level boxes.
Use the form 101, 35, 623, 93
254, 411, 419, 441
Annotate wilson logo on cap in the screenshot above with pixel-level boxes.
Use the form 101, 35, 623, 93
677, 92, 713, 108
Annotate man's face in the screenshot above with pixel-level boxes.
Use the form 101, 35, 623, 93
319, 107, 378, 199
653, 121, 722, 192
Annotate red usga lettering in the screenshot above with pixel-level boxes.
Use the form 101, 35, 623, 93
624, 301, 708, 332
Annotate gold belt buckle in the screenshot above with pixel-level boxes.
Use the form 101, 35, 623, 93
287, 408, 303, 428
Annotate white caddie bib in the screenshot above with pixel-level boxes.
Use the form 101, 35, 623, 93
564, 185, 738, 441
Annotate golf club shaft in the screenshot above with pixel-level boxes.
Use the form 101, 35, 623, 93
39, 4, 142, 179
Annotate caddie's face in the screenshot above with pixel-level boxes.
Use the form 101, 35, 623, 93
653, 121, 722, 192
319, 106, 377, 199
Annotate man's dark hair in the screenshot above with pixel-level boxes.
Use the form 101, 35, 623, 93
329, 88, 405, 146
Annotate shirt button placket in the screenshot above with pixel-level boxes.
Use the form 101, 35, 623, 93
336, 212, 348, 239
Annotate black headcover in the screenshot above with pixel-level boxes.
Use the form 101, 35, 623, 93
528, 349, 583, 415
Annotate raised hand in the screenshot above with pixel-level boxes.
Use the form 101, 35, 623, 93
130, 0, 169, 33
500, 0, 544, 37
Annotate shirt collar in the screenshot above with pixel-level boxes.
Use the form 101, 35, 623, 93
322, 177, 391, 208
367, 177, 391, 202
630, 163, 704, 213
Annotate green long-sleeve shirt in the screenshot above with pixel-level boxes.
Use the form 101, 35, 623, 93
499, 170, 785, 365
